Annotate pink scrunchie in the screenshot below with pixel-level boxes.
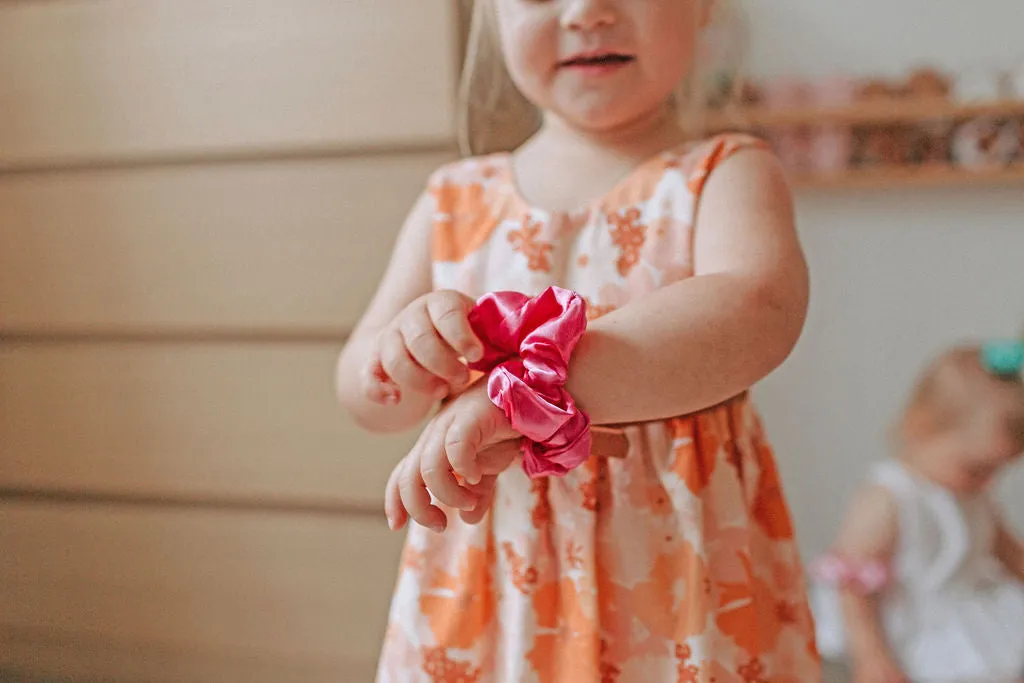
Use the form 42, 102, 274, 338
811, 554, 892, 595
467, 286, 591, 478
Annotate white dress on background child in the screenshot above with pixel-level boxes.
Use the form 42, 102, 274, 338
813, 460, 1024, 681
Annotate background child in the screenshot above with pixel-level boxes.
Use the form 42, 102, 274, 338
336, 0, 820, 680
812, 342, 1024, 683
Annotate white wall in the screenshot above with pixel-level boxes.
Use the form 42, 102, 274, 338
742, 0, 1024, 556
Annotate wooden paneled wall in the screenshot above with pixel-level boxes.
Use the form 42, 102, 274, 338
0, 2, 459, 680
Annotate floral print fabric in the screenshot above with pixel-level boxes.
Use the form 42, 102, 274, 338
377, 134, 820, 683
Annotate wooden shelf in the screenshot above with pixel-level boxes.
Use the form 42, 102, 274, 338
791, 164, 1024, 190
704, 91, 1024, 190
709, 98, 1024, 130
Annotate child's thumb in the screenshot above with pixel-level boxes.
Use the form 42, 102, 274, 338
477, 441, 519, 475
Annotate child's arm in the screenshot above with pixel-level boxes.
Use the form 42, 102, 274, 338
336, 193, 482, 433
385, 150, 809, 528
566, 149, 808, 424
834, 485, 907, 682
995, 514, 1024, 583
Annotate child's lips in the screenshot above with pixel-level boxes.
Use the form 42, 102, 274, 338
558, 53, 635, 76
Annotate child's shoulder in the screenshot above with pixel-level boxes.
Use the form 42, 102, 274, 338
426, 152, 510, 192
670, 132, 773, 194
688, 131, 770, 164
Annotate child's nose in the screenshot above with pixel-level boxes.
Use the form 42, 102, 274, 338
560, 0, 617, 31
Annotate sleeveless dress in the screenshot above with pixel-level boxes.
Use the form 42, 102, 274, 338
812, 460, 1024, 681
377, 134, 821, 683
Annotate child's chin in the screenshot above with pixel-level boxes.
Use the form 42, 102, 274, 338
554, 93, 660, 132
946, 479, 987, 495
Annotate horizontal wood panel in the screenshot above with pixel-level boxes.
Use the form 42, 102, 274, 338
0, 344, 417, 503
0, 502, 404, 682
0, 153, 451, 331
0, 636, 377, 683
0, 0, 456, 168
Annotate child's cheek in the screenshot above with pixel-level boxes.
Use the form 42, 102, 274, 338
495, 5, 558, 95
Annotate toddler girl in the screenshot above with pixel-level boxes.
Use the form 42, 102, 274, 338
812, 341, 1024, 683
337, 0, 820, 680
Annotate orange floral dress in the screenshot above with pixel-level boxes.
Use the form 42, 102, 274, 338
377, 134, 821, 683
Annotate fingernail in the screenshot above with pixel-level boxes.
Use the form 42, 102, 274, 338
384, 393, 399, 405
465, 347, 483, 363
430, 522, 446, 533
386, 516, 395, 531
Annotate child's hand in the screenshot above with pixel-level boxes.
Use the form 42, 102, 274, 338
852, 652, 908, 683
364, 290, 483, 405
384, 383, 519, 532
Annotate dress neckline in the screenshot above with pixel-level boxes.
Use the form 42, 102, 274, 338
496, 141, 693, 217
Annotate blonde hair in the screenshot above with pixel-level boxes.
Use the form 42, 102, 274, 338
456, 0, 750, 157
899, 344, 1024, 449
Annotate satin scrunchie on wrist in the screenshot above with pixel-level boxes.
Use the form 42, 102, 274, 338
467, 286, 591, 478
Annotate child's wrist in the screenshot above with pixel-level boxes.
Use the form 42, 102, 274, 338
466, 286, 592, 478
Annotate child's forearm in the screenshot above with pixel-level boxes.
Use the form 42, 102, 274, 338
565, 270, 806, 425
336, 333, 436, 434
342, 262, 804, 430
840, 590, 896, 662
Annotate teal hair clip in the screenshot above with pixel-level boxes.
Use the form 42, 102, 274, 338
981, 340, 1024, 377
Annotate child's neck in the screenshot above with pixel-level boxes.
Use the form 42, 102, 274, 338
536, 105, 687, 166
510, 104, 687, 213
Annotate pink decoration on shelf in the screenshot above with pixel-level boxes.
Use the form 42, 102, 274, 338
761, 77, 809, 109
761, 78, 813, 172
809, 76, 856, 172
811, 553, 892, 595
467, 286, 591, 478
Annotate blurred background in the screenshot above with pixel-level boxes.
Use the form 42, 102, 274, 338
0, 1, 1021, 682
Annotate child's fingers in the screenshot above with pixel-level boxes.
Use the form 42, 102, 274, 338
444, 419, 485, 486
379, 329, 438, 395
420, 420, 479, 512
398, 456, 447, 533
363, 354, 401, 405
426, 292, 483, 363
456, 441, 517, 524
459, 475, 497, 525
477, 441, 519, 476
399, 310, 471, 387
383, 460, 408, 531
386, 422, 436, 530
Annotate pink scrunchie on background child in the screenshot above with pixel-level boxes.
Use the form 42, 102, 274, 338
467, 286, 591, 478
811, 553, 892, 595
